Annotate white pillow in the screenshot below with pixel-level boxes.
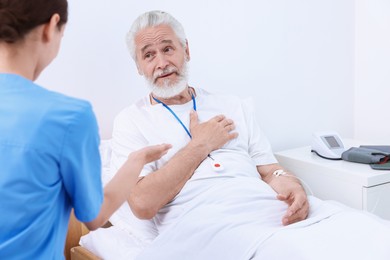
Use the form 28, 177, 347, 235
99, 140, 158, 243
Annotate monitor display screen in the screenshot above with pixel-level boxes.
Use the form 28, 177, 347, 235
324, 136, 340, 148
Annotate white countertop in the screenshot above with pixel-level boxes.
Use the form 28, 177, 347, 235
275, 139, 390, 187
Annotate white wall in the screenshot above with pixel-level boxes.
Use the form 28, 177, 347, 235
37, 0, 356, 152
355, 0, 390, 144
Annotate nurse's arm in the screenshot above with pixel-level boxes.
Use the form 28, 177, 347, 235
83, 143, 171, 231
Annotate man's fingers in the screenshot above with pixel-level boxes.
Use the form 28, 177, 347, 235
224, 121, 235, 131
288, 198, 304, 214
276, 193, 288, 201
229, 132, 239, 140
276, 192, 308, 225
213, 114, 226, 122
189, 110, 198, 128
223, 119, 234, 127
282, 200, 309, 225
283, 206, 308, 225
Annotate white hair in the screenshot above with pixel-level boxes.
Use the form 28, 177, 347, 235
126, 10, 187, 61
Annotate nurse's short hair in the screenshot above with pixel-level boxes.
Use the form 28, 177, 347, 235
126, 10, 187, 61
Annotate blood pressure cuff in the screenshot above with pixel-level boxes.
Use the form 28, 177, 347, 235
341, 147, 390, 164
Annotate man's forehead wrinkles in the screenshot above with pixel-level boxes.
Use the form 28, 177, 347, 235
137, 28, 171, 42
139, 38, 174, 53
136, 25, 178, 52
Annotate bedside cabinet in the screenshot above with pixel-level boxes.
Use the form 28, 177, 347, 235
275, 140, 390, 220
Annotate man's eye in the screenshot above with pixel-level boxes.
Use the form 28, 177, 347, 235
164, 47, 173, 53
144, 53, 152, 59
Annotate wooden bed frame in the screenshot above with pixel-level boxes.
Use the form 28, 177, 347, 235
65, 210, 108, 260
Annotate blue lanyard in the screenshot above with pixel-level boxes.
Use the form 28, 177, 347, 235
152, 93, 218, 164
152, 93, 196, 139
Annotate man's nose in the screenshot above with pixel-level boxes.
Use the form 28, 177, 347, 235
156, 52, 170, 70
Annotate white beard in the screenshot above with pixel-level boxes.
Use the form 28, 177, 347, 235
145, 62, 189, 99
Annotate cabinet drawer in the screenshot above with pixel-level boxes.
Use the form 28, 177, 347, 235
363, 182, 390, 220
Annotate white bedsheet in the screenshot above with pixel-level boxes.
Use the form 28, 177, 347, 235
252, 210, 390, 259
82, 176, 390, 260
135, 177, 390, 260
80, 225, 149, 260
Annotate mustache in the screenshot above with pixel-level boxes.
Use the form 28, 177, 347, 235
153, 66, 179, 82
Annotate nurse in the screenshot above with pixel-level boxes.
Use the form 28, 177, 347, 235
0, 0, 171, 258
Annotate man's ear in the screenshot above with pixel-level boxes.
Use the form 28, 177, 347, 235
185, 40, 190, 61
136, 63, 144, 75
42, 14, 61, 42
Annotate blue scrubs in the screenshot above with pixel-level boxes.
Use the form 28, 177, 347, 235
0, 74, 103, 259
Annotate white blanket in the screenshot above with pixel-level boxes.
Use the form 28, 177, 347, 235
252, 210, 390, 259
136, 177, 390, 260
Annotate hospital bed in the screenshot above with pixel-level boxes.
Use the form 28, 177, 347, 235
64, 140, 390, 260
65, 140, 112, 260
66, 212, 101, 260
66, 139, 154, 259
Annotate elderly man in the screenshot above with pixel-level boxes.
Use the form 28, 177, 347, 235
110, 10, 390, 260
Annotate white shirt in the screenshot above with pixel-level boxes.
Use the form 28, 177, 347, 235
110, 88, 277, 232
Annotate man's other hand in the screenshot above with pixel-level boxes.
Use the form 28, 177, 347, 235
275, 180, 309, 225
189, 111, 238, 153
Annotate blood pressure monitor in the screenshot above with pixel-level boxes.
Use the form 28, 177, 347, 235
311, 131, 345, 160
